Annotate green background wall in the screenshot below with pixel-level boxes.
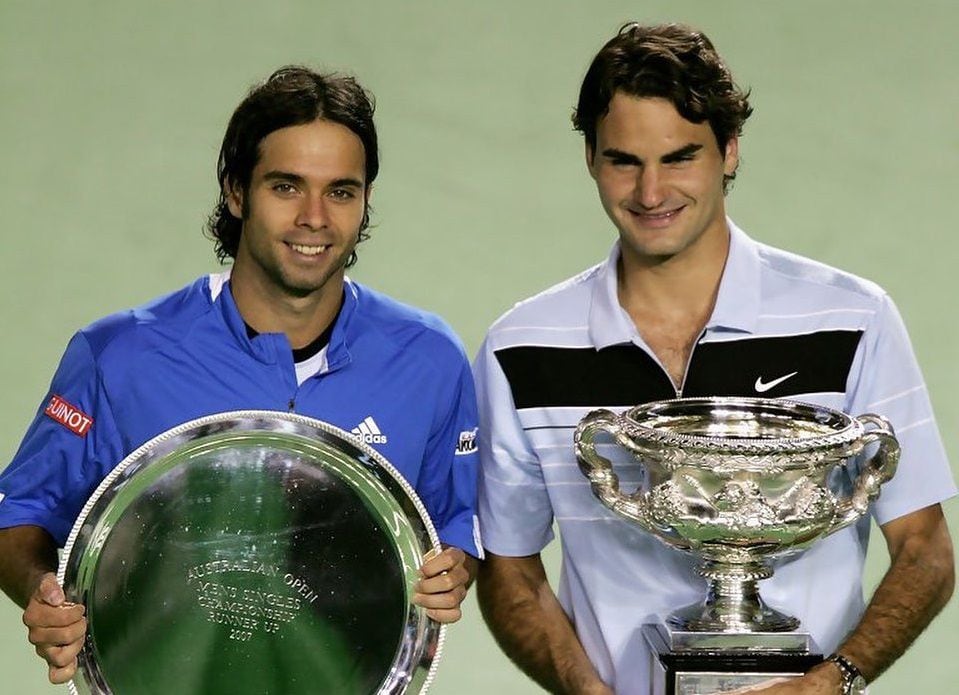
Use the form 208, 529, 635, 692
1, 1, 956, 692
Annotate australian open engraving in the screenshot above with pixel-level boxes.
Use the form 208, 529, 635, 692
186, 560, 319, 640
283, 571, 320, 605
186, 558, 278, 582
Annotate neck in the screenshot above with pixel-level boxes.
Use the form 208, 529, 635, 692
617, 222, 730, 327
230, 265, 345, 350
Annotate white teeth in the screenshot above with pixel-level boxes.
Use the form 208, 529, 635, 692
289, 243, 328, 256
637, 209, 679, 218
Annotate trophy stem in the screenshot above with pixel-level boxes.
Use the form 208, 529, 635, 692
666, 559, 800, 632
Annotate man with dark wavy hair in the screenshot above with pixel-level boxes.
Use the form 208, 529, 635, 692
206, 66, 379, 267
0, 66, 481, 685
474, 23, 954, 694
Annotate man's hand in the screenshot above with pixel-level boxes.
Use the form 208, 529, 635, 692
413, 547, 474, 624
22, 572, 87, 684
725, 662, 841, 694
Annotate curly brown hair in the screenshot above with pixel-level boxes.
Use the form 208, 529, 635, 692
573, 23, 752, 192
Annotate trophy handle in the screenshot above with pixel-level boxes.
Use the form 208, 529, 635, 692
575, 409, 657, 532
827, 413, 901, 535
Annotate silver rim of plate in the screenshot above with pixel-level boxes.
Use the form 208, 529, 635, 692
58, 410, 445, 695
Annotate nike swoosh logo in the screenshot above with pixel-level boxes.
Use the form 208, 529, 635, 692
754, 371, 798, 393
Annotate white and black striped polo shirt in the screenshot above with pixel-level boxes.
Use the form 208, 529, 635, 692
474, 220, 955, 689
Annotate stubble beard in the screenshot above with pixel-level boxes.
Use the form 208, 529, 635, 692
272, 242, 354, 298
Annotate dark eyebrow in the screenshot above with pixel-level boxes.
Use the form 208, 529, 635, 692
600, 143, 704, 166
262, 170, 306, 185
261, 171, 365, 190
601, 148, 642, 166
661, 143, 703, 163
328, 177, 364, 189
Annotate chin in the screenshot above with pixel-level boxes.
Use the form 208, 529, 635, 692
274, 273, 328, 297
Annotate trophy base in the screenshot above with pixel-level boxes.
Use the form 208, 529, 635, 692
644, 624, 822, 695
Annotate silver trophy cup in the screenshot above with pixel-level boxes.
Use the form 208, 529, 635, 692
575, 397, 899, 692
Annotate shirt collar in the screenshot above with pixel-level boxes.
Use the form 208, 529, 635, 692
324, 278, 356, 372
216, 275, 276, 363
707, 219, 761, 334
587, 242, 638, 349
213, 271, 357, 371
587, 219, 761, 349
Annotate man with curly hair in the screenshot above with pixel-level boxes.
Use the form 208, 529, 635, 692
474, 23, 954, 694
0, 66, 481, 686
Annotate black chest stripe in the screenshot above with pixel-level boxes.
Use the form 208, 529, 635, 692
494, 344, 675, 409
494, 330, 863, 410
684, 330, 863, 398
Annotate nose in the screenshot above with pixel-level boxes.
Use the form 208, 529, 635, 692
295, 193, 328, 230
634, 166, 666, 210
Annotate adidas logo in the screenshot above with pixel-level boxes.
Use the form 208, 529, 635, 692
352, 416, 388, 445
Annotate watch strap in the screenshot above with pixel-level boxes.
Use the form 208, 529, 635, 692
826, 653, 864, 694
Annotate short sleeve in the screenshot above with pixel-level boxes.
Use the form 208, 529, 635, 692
845, 294, 956, 525
415, 356, 483, 558
0, 332, 123, 545
473, 335, 555, 556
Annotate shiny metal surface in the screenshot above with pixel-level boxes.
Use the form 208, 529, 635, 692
575, 397, 899, 632
673, 671, 806, 694
657, 624, 813, 653
58, 411, 444, 694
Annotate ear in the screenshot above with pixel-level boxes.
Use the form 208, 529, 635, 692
364, 184, 373, 206
225, 179, 243, 219
722, 136, 740, 177
585, 141, 598, 180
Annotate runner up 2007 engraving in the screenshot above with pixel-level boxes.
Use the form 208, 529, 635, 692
188, 560, 318, 639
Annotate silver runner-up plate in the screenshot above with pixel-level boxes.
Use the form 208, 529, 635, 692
57, 410, 444, 695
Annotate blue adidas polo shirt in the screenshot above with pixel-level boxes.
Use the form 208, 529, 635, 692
0, 273, 482, 557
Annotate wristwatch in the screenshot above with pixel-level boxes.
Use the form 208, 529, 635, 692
826, 653, 867, 695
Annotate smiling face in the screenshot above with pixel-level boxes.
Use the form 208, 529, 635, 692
228, 118, 368, 303
587, 93, 738, 269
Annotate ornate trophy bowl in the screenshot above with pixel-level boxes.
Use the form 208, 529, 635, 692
58, 411, 443, 695
575, 397, 899, 634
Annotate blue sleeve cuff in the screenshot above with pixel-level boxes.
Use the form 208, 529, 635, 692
435, 513, 484, 559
